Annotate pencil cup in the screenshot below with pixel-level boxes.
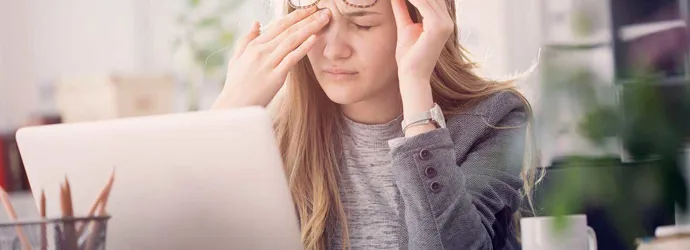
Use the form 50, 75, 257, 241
0, 215, 110, 250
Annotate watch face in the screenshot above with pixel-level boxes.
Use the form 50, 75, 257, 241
431, 104, 447, 128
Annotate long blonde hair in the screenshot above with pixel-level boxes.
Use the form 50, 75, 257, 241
270, 1, 542, 249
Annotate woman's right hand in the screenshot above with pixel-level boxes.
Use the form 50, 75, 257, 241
212, 7, 332, 109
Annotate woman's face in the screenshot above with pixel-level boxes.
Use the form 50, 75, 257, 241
306, 0, 399, 105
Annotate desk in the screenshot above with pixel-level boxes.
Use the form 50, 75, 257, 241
0, 191, 37, 222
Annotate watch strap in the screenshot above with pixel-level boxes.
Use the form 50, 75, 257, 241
401, 104, 443, 133
401, 110, 433, 129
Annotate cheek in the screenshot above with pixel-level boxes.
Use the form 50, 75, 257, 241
306, 40, 324, 64
356, 31, 398, 79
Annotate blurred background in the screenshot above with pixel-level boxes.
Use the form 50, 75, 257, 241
0, 0, 688, 249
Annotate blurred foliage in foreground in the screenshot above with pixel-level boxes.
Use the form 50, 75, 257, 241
539, 58, 690, 246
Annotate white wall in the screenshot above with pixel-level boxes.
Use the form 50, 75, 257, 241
0, 0, 37, 131
506, 0, 543, 75
0, 0, 272, 130
457, 0, 542, 78
0, 0, 178, 131
457, 0, 545, 163
135, 0, 180, 74
456, 0, 511, 78
30, 0, 140, 80
2, 0, 143, 130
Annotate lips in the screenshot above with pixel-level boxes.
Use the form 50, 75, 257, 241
323, 67, 358, 75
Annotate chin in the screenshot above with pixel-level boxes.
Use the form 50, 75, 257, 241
317, 78, 368, 105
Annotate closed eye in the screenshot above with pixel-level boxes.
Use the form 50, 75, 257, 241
354, 24, 373, 30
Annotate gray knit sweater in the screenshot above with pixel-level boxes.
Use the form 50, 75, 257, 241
328, 91, 527, 250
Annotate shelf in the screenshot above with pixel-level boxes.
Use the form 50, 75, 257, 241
617, 75, 690, 86
544, 43, 610, 50
544, 19, 687, 51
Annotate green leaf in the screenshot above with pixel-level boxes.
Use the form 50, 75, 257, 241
220, 32, 235, 45
197, 17, 221, 28
538, 42, 690, 248
578, 106, 621, 145
219, 0, 246, 12
189, 0, 201, 7
194, 47, 227, 73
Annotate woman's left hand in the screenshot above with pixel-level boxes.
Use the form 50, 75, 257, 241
391, 0, 454, 136
392, 0, 454, 81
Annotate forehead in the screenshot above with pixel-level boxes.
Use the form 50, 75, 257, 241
315, 0, 392, 16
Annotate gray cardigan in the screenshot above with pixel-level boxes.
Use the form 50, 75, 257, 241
385, 91, 526, 250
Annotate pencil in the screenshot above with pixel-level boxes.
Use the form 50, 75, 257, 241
84, 200, 108, 250
76, 169, 115, 236
86, 169, 115, 216
40, 189, 47, 250
64, 177, 74, 217
63, 179, 79, 250
84, 170, 115, 250
0, 187, 32, 250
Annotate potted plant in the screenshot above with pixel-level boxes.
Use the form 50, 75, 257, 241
172, 0, 246, 111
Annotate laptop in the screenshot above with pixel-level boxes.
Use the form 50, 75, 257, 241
16, 107, 303, 250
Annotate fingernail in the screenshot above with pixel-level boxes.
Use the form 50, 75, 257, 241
303, 6, 317, 13
320, 9, 331, 19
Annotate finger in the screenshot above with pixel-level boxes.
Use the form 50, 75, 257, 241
254, 6, 317, 44
426, 0, 454, 36
268, 8, 330, 47
231, 21, 261, 62
391, 0, 414, 29
431, 0, 452, 20
266, 9, 330, 65
408, 0, 439, 19
275, 35, 317, 75
423, 0, 452, 30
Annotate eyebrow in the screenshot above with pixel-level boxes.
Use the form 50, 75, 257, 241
342, 10, 380, 17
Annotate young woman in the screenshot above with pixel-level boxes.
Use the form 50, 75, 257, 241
213, 0, 540, 249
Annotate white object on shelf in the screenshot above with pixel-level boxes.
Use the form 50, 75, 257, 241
55, 74, 175, 123
637, 238, 690, 250
636, 222, 690, 250
620, 20, 687, 41
656, 224, 690, 237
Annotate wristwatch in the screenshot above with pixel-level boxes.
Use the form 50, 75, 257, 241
401, 103, 447, 133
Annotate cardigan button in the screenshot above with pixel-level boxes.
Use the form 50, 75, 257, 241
419, 149, 431, 160
424, 167, 437, 178
430, 182, 442, 193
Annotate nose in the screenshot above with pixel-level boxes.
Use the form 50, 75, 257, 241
321, 25, 353, 61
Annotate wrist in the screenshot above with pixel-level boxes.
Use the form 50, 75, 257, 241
398, 76, 437, 137
399, 77, 434, 118
398, 74, 431, 88
212, 90, 251, 110
404, 123, 437, 137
